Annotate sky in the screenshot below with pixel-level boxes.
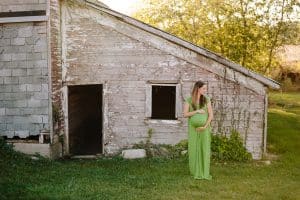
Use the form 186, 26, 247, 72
99, 0, 144, 15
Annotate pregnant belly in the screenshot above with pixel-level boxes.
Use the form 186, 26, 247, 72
190, 113, 207, 127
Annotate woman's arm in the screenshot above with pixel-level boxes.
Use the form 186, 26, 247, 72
183, 102, 199, 118
204, 100, 213, 128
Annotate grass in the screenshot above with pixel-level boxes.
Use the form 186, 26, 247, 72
268, 91, 300, 115
0, 91, 299, 200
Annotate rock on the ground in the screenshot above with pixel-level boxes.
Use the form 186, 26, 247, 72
263, 160, 271, 165
31, 156, 39, 160
159, 147, 169, 156
181, 150, 188, 155
121, 149, 146, 159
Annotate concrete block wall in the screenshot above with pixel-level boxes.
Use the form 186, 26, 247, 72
0, 0, 46, 12
0, 22, 49, 138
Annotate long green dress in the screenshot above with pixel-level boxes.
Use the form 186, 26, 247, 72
185, 96, 212, 180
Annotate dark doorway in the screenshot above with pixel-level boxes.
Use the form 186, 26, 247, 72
68, 85, 103, 155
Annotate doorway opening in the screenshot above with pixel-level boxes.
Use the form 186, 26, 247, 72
68, 84, 103, 155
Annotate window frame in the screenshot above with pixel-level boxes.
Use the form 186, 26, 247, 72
145, 82, 182, 121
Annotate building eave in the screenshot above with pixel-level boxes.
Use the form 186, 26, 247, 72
85, 0, 280, 90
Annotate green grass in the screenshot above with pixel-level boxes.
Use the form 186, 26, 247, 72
1, 92, 299, 200
269, 91, 300, 115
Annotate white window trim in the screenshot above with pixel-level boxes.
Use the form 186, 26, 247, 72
144, 119, 182, 125
145, 82, 182, 122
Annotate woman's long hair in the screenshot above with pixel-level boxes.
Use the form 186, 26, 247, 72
191, 81, 206, 110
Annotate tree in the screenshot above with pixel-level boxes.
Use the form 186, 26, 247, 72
133, 0, 300, 76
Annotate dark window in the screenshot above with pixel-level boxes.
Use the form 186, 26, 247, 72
151, 85, 176, 120
0, 10, 46, 18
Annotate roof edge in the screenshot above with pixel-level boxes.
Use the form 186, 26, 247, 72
85, 0, 280, 89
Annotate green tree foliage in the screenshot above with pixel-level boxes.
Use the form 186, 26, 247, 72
133, 0, 300, 76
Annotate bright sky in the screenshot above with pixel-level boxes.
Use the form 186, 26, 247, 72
99, 0, 144, 15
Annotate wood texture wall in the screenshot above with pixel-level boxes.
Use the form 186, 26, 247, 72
52, 0, 267, 159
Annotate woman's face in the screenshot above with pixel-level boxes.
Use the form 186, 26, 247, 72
198, 84, 207, 95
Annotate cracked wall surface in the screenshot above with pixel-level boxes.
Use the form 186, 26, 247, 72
53, 0, 267, 159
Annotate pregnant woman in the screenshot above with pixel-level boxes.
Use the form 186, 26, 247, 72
183, 81, 213, 180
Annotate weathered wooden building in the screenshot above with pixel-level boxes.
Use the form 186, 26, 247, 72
0, 0, 280, 159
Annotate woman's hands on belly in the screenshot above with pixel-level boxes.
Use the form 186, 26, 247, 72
190, 113, 207, 128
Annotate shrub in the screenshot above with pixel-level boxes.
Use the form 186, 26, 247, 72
131, 129, 251, 162
131, 128, 188, 159
211, 130, 252, 162
0, 136, 51, 164
0, 136, 14, 157
0, 136, 29, 163
132, 141, 186, 159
